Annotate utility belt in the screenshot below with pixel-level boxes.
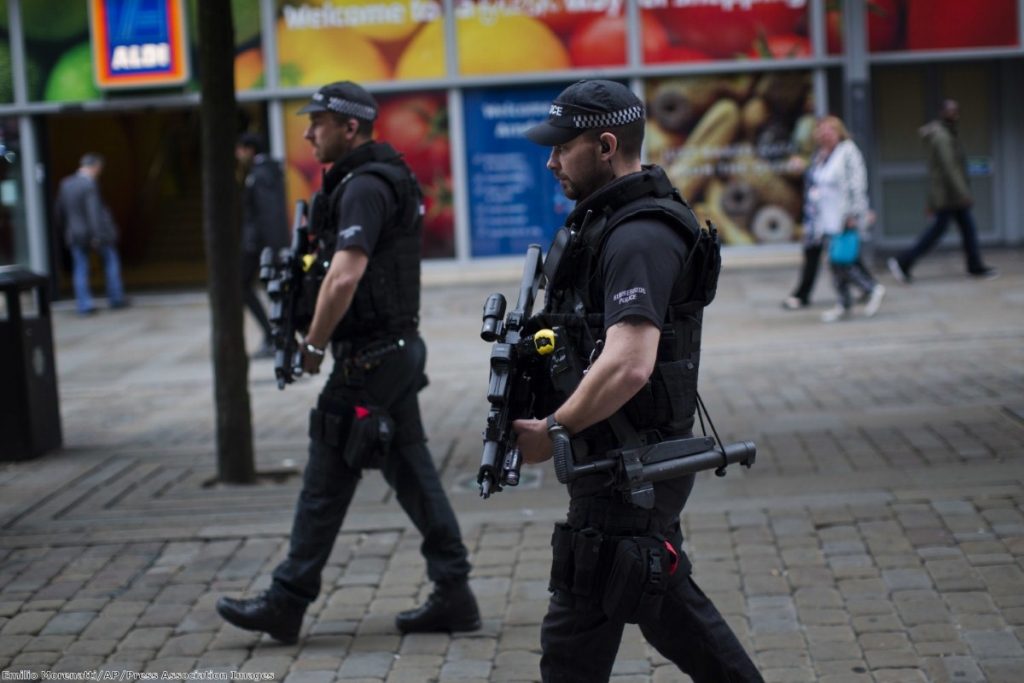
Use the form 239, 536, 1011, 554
333, 335, 410, 371
549, 496, 691, 624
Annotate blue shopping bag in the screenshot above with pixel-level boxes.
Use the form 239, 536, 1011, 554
829, 230, 860, 265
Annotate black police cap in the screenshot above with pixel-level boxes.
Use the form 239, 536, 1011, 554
525, 80, 645, 147
297, 81, 378, 121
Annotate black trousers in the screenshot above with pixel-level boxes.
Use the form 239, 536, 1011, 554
271, 334, 471, 606
540, 493, 764, 683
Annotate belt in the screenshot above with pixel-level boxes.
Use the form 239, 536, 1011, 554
567, 496, 677, 537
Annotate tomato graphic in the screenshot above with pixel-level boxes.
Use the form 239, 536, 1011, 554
569, 12, 669, 67
906, 0, 1017, 50
826, 0, 904, 53
659, 1, 806, 58
376, 93, 450, 180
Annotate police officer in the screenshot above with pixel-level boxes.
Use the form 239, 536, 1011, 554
235, 132, 289, 358
513, 80, 764, 682
217, 81, 479, 643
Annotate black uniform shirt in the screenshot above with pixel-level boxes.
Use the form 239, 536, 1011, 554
334, 173, 395, 256
600, 217, 689, 329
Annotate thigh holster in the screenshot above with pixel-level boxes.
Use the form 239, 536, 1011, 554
309, 403, 394, 471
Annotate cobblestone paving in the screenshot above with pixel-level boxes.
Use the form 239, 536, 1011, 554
1, 250, 1022, 682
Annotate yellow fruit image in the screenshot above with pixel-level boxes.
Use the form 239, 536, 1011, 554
396, 14, 570, 79
234, 48, 264, 90
277, 20, 391, 86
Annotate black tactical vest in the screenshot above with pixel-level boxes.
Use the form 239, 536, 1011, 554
313, 141, 423, 346
537, 166, 720, 453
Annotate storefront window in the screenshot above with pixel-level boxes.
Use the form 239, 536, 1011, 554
0, 0, 13, 104
18, 0, 96, 102
0, 118, 26, 266
646, 71, 814, 246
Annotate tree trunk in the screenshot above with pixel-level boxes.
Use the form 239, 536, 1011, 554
197, 1, 255, 483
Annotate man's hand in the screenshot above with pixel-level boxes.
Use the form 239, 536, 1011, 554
512, 418, 553, 464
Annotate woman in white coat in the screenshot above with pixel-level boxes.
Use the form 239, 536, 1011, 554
787, 116, 885, 321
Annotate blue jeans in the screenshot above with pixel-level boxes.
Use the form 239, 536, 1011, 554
897, 208, 986, 275
271, 334, 471, 607
70, 244, 125, 313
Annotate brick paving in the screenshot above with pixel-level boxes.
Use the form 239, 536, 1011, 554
1, 249, 1023, 682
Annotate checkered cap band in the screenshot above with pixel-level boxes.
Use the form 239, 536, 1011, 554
569, 105, 645, 129
312, 91, 377, 120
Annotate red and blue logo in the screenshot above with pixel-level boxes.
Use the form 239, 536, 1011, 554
89, 0, 189, 89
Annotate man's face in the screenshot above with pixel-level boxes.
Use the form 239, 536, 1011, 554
304, 111, 353, 164
235, 145, 253, 164
546, 132, 612, 203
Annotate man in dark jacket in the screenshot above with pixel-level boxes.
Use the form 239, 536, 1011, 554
55, 153, 127, 315
888, 100, 998, 283
236, 133, 289, 358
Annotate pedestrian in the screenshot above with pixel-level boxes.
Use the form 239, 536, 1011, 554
801, 116, 885, 322
54, 153, 128, 315
888, 99, 998, 283
782, 116, 884, 318
235, 132, 289, 359
512, 80, 764, 683
216, 81, 480, 644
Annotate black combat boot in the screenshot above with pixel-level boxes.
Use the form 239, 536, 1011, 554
216, 591, 304, 644
395, 579, 481, 634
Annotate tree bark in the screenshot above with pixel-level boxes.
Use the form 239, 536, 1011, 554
197, 1, 255, 483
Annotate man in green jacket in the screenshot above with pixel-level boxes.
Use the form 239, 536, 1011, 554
888, 100, 997, 283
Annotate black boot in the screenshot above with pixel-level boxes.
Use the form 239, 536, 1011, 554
216, 591, 304, 644
395, 579, 481, 634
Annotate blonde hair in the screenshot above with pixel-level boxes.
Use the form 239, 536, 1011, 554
818, 115, 850, 141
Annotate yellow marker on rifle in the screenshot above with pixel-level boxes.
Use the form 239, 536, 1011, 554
533, 328, 556, 355
302, 254, 317, 271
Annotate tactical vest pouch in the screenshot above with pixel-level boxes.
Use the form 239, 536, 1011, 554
655, 359, 699, 427
602, 535, 673, 624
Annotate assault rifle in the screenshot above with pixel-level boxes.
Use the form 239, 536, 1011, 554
259, 196, 329, 389
477, 244, 547, 498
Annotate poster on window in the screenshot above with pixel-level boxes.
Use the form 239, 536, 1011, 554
463, 84, 574, 258
826, 0, 1019, 54
275, 0, 445, 84
646, 71, 815, 245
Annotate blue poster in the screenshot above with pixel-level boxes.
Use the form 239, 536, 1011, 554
464, 85, 574, 258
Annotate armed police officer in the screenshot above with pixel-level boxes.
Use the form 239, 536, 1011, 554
217, 81, 480, 643
513, 80, 764, 682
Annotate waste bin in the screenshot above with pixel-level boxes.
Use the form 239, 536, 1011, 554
0, 266, 62, 460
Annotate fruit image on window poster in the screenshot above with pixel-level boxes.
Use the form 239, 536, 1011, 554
283, 92, 455, 259
640, 0, 810, 62
646, 71, 815, 245
826, 0, 1019, 54
275, 0, 445, 84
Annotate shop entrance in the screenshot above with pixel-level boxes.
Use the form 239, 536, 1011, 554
43, 103, 267, 296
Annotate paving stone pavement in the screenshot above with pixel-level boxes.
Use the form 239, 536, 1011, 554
1, 249, 1023, 683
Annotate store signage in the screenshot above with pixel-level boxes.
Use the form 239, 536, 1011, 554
89, 0, 189, 89
463, 85, 574, 258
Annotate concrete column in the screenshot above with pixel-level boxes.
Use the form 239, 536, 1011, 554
841, 0, 871, 158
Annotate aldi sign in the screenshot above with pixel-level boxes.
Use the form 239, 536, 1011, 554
89, 0, 189, 89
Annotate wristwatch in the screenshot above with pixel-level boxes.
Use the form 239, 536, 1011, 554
546, 414, 568, 435
303, 339, 326, 357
